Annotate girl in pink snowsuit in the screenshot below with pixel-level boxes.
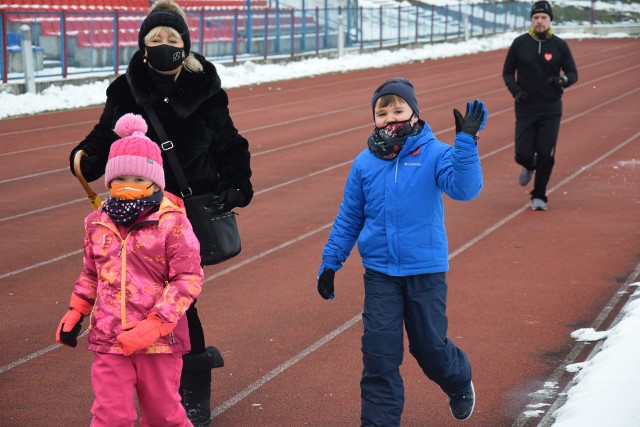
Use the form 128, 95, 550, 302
56, 113, 203, 427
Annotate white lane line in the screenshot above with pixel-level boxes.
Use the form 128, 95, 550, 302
203, 223, 334, 284
0, 167, 67, 184
211, 314, 363, 417
0, 344, 62, 374
0, 119, 96, 138
0, 250, 84, 281
0, 195, 102, 223
0, 141, 75, 157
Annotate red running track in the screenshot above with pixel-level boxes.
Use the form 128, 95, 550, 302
1, 38, 639, 426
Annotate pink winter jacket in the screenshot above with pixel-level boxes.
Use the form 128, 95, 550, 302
71, 192, 203, 355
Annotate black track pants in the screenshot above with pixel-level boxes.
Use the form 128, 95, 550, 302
514, 111, 561, 202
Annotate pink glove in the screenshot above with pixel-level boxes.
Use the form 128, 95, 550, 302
117, 313, 176, 356
55, 294, 93, 348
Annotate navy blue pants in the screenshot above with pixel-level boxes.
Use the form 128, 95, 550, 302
360, 269, 472, 427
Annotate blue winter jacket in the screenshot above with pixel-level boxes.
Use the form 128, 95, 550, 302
321, 120, 482, 276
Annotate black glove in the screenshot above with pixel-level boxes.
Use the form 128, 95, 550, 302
69, 148, 102, 182
58, 315, 85, 348
453, 100, 487, 137
219, 188, 244, 212
317, 268, 335, 300
547, 75, 568, 93
81, 155, 103, 180
514, 91, 528, 103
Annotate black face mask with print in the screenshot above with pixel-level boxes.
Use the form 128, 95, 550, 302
145, 44, 185, 72
367, 118, 422, 160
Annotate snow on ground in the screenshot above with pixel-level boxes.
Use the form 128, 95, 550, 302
0, 30, 633, 119
1, 26, 640, 427
548, 283, 640, 427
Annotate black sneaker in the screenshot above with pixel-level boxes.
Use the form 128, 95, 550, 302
448, 381, 475, 421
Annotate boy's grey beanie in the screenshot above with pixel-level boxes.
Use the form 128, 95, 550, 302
371, 78, 419, 117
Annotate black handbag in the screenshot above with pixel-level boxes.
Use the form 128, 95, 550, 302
144, 107, 241, 265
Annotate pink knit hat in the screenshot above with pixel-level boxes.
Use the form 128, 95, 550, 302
104, 113, 165, 190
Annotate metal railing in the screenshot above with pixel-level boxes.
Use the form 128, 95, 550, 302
2, 1, 638, 83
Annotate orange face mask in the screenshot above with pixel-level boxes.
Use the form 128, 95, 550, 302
110, 182, 155, 200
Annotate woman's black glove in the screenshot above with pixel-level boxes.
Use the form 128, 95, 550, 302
69, 148, 102, 181
219, 188, 244, 211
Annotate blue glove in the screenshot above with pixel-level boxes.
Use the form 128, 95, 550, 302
453, 100, 488, 137
317, 266, 335, 300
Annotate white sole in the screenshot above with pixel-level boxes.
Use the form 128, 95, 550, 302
450, 381, 475, 421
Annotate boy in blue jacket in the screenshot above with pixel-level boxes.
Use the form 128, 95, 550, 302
316, 78, 486, 426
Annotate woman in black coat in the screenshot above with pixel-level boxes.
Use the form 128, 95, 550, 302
69, 2, 253, 425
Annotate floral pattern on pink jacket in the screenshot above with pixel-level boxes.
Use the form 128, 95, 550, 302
72, 192, 203, 355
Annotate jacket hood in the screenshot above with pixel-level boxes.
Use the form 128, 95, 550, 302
126, 51, 222, 119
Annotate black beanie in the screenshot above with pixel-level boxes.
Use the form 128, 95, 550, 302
138, 7, 191, 55
371, 78, 419, 118
531, 1, 553, 21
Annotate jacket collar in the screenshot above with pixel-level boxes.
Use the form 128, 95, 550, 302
126, 51, 222, 119
398, 120, 434, 159
528, 28, 553, 41
95, 192, 185, 226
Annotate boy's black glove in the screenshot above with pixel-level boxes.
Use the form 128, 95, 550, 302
219, 188, 244, 212
514, 91, 528, 103
547, 75, 568, 93
453, 99, 487, 138
317, 268, 335, 300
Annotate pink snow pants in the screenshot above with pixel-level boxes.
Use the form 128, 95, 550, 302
90, 352, 192, 427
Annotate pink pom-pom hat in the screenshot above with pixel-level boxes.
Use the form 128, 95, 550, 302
104, 113, 165, 190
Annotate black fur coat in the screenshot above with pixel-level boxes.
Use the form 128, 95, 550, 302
70, 50, 253, 206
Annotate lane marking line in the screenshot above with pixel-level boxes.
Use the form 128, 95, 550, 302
211, 314, 362, 418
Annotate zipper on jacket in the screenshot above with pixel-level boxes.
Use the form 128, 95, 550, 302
120, 234, 128, 327
116, 220, 155, 256
110, 221, 152, 327
121, 220, 158, 327
94, 218, 161, 329
395, 158, 400, 183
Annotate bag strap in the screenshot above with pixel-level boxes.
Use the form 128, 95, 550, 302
143, 106, 192, 198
